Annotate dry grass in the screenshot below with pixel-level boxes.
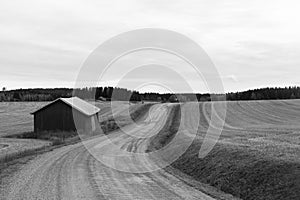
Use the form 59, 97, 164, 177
1, 131, 80, 164
148, 104, 181, 151
171, 139, 300, 200
7, 131, 79, 145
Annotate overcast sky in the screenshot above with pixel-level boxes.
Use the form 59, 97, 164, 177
0, 0, 300, 93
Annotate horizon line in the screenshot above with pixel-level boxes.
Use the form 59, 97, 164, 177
2, 85, 299, 95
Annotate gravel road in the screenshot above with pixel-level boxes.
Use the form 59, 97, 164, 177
2, 104, 214, 200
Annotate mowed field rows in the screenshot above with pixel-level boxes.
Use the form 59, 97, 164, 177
162, 99, 300, 200
0, 102, 48, 137
221, 100, 300, 128
198, 100, 300, 162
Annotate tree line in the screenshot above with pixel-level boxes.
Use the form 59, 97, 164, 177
226, 86, 300, 101
0, 86, 299, 102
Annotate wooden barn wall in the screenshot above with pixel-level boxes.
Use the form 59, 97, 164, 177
34, 101, 90, 132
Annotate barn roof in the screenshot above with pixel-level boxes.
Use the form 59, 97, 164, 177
31, 97, 100, 116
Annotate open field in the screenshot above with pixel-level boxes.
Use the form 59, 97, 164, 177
0, 102, 48, 137
149, 99, 300, 200
0, 99, 299, 199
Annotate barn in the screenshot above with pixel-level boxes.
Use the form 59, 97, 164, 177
31, 97, 100, 133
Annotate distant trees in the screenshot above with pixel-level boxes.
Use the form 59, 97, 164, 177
0, 86, 299, 102
0, 87, 6, 102
13, 92, 21, 100
0, 88, 72, 102
291, 93, 296, 99
250, 92, 257, 100
226, 87, 300, 101
95, 87, 102, 99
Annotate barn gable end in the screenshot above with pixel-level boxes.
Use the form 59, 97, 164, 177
31, 97, 100, 133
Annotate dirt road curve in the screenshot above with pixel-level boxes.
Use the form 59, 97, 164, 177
2, 104, 214, 200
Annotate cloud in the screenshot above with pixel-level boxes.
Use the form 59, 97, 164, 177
225, 75, 238, 83
0, 0, 300, 92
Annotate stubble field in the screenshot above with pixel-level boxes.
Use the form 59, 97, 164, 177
149, 99, 300, 199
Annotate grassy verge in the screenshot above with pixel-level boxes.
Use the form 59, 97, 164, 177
6, 131, 79, 145
1, 132, 80, 164
100, 103, 153, 133
147, 104, 181, 151
147, 105, 300, 200
130, 103, 154, 122
170, 140, 300, 200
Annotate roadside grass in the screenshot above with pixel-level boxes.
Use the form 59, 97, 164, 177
130, 103, 154, 122
148, 102, 300, 200
1, 132, 80, 164
148, 104, 181, 151
170, 139, 300, 200
6, 131, 79, 145
0, 143, 49, 164
100, 103, 153, 134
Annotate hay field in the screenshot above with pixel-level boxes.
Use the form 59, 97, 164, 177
0, 102, 48, 137
149, 99, 300, 200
